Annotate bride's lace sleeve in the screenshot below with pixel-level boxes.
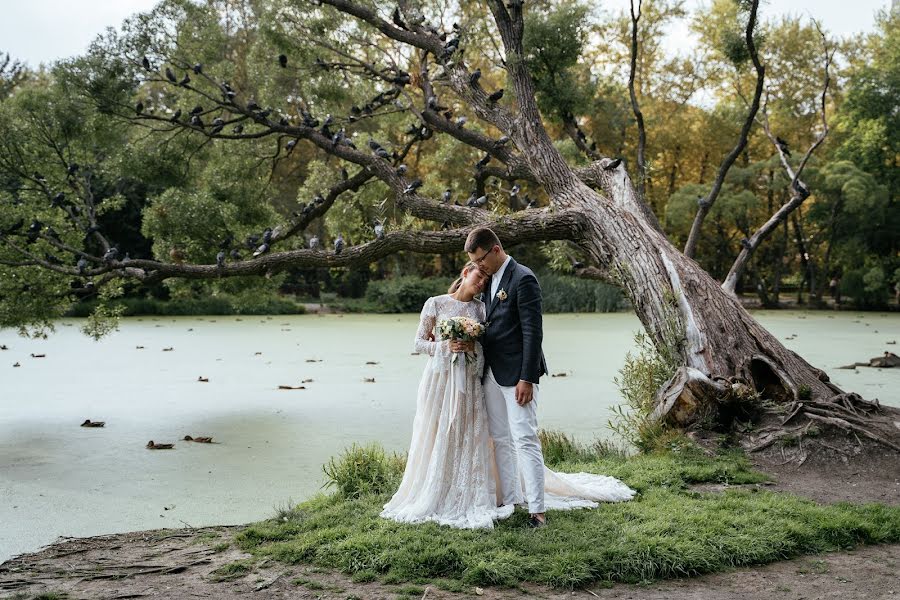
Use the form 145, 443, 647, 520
474, 299, 486, 374
414, 297, 449, 357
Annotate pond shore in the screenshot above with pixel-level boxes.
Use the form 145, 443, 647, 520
2, 452, 897, 600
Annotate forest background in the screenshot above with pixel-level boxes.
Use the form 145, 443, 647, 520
0, 0, 896, 330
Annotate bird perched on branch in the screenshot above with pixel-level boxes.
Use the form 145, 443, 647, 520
442, 189, 452, 204
442, 37, 459, 59
25, 220, 43, 244
278, 54, 288, 68
221, 82, 237, 101
775, 136, 791, 157
192, 63, 203, 74
190, 115, 204, 128
392, 7, 407, 30
171, 109, 182, 123
374, 221, 385, 240
253, 243, 269, 258
468, 194, 488, 208
135, 101, 144, 115
179, 73, 190, 86
426, 96, 448, 112
475, 154, 492, 170
603, 158, 622, 171
141, 56, 151, 71
216, 250, 226, 268
455, 116, 467, 128
404, 179, 423, 194
76, 257, 89, 274
334, 233, 345, 254
469, 69, 481, 86
396, 164, 408, 176
309, 236, 320, 250
487, 89, 504, 104
102, 247, 119, 263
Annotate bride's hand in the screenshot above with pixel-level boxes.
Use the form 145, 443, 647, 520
449, 340, 474, 353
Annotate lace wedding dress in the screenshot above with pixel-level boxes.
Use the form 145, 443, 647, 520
380, 294, 636, 530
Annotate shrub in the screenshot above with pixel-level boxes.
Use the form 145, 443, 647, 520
608, 331, 681, 453
539, 429, 629, 465
538, 271, 624, 313
322, 443, 406, 500
364, 276, 449, 313
66, 293, 304, 317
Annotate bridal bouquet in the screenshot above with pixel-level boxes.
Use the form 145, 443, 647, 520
437, 316, 486, 365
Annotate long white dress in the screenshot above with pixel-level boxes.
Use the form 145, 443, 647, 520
380, 294, 636, 529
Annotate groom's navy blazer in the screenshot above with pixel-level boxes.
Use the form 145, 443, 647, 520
481, 257, 549, 386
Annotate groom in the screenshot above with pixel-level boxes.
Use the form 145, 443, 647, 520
465, 227, 549, 528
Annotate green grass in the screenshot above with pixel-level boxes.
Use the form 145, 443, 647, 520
234, 435, 900, 590
209, 559, 254, 581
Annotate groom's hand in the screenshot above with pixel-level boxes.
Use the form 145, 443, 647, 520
515, 380, 534, 406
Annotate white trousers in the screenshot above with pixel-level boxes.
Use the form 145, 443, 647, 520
483, 367, 546, 513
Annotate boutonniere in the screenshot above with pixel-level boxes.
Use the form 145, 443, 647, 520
495, 288, 508, 302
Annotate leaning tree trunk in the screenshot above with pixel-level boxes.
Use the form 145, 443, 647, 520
471, 2, 840, 421
561, 169, 835, 404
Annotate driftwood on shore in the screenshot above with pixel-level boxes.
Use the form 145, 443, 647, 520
838, 351, 900, 370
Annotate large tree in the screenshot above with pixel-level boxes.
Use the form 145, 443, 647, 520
1, 0, 897, 452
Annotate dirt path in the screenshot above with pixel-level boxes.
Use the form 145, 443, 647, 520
2, 453, 898, 600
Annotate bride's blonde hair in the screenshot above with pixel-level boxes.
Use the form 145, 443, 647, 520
448, 261, 483, 294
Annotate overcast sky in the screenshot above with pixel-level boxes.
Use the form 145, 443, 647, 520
1, 0, 892, 68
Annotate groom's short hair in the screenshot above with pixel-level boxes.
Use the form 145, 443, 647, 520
465, 227, 501, 253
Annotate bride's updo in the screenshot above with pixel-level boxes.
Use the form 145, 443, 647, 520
448, 261, 482, 294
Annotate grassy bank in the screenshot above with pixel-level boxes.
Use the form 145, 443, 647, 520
233, 435, 900, 590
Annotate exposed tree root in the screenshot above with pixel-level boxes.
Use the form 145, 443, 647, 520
654, 367, 900, 461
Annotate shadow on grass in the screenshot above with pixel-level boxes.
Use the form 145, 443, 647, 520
235, 434, 900, 589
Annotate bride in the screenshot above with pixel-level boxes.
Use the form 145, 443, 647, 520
380, 262, 635, 529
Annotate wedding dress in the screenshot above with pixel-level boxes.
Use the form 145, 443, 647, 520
380, 294, 636, 530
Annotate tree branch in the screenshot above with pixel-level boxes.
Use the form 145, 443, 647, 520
683, 0, 764, 259
125, 209, 585, 284
722, 20, 833, 294
627, 0, 647, 200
